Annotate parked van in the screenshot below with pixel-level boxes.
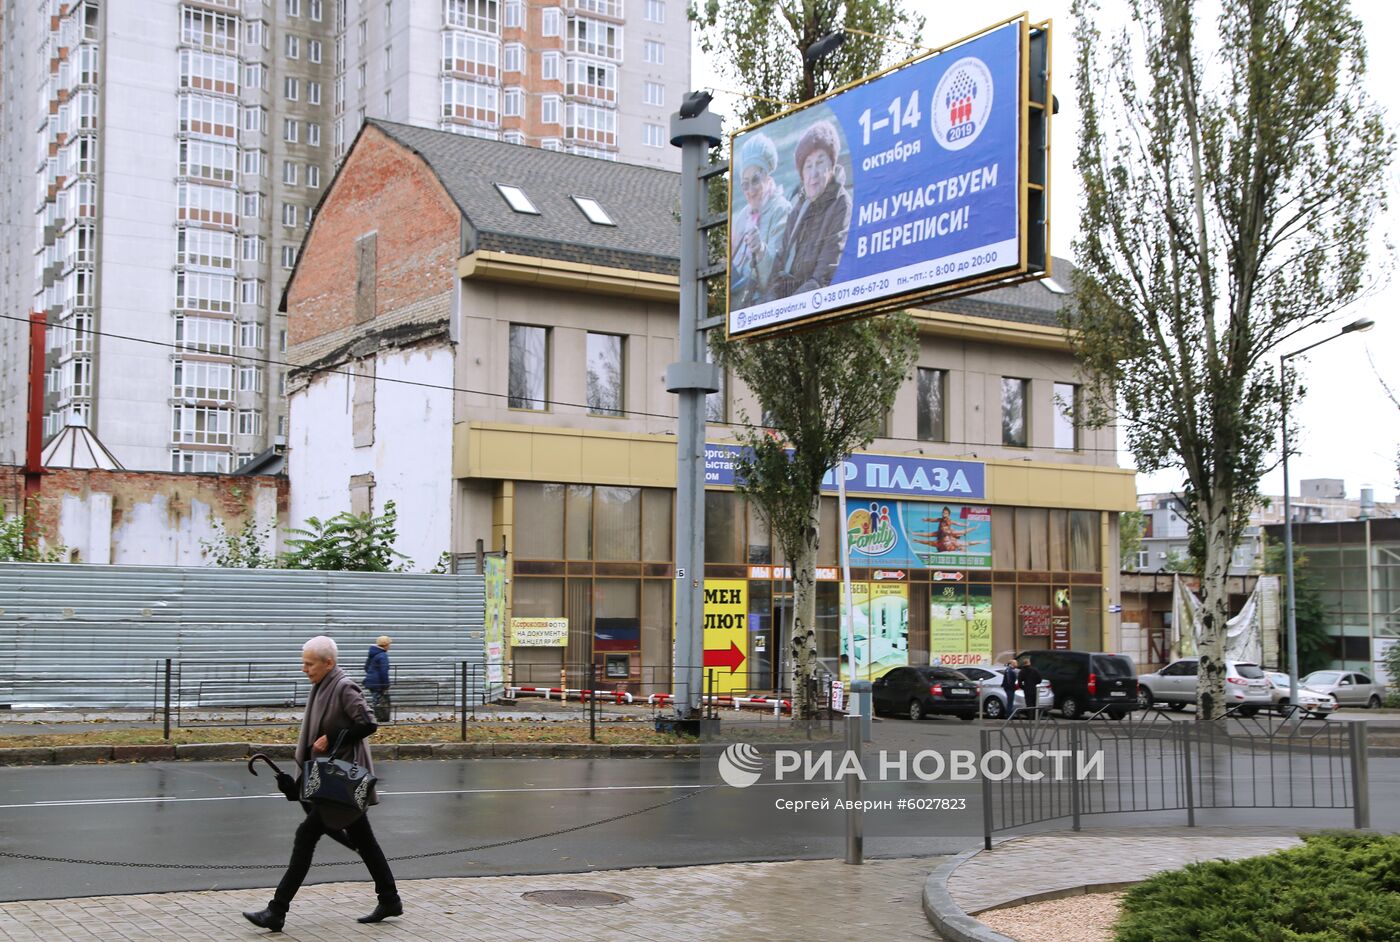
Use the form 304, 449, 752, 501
1016, 650, 1143, 719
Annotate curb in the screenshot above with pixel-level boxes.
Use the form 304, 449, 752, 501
922, 846, 1019, 942
0, 738, 839, 766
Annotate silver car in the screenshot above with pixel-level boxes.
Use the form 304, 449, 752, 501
1137, 657, 1273, 716
957, 665, 1053, 720
1263, 671, 1337, 717
1299, 670, 1385, 709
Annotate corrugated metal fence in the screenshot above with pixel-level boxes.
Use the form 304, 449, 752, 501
0, 563, 489, 710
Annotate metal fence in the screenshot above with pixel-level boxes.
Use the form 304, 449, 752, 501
981, 709, 1369, 849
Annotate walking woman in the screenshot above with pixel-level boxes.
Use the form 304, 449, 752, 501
243, 635, 402, 932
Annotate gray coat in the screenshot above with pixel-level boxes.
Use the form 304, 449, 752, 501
296, 666, 378, 804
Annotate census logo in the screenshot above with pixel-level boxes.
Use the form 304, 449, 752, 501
931, 57, 994, 151
717, 743, 764, 788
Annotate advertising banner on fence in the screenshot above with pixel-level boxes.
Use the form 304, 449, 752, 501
483, 555, 507, 685
703, 579, 750, 695
510, 617, 568, 647
844, 498, 993, 569
728, 18, 1026, 338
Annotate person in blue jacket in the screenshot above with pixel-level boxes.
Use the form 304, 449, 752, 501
364, 635, 392, 722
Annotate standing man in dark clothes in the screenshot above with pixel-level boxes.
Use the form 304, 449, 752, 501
1018, 656, 1043, 715
1000, 659, 1019, 716
364, 635, 392, 723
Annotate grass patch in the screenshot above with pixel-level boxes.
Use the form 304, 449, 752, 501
1115, 832, 1400, 942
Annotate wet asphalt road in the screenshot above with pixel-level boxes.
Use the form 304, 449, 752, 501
3, 716, 1398, 902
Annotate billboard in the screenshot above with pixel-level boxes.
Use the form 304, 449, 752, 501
845, 499, 993, 570
727, 16, 1045, 339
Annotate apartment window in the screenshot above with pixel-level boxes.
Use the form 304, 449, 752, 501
308, 123, 322, 146
566, 58, 617, 102
76, 43, 100, 85
503, 130, 525, 145
241, 234, 267, 262
565, 102, 615, 145
644, 81, 664, 107
172, 360, 234, 400
243, 62, 267, 90
278, 330, 288, 353
504, 0, 522, 28
503, 42, 523, 73
180, 50, 239, 95
441, 78, 498, 124
71, 225, 96, 264
586, 332, 623, 416
503, 87, 523, 117
285, 34, 301, 59
171, 450, 231, 473
285, 0, 301, 16
175, 315, 235, 355
283, 118, 300, 143
182, 140, 238, 183
179, 94, 238, 139
240, 148, 267, 177
643, 123, 663, 147
442, 31, 500, 79
171, 406, 233, 446
385, 0, 394, 27
567, 17, 620, 59
307, 165, 321, 188
916, 368, 947, 442
176, 227, 236, 270
357, 64, 366, 89
238, 366, 265, 393
508, 324, 548, 410
541, 7, 561, 36
176, 271, 236, 314
282, 202, 299, 227
541, 51, 561, 81
245, 21, 266, 50
284, 76, 300, 101
310, 0, 323, 22
238, 410, 263, 436
384, 44, 393, 72
178, 182, 237, 225
281, 245, 299, 269
278, 415, 288, 437
540, 95, 560, 125
242, 105, 268, 134
308, 39, 323, 62
1002, 377, 1029, 447
644, 40, 664, 64
182, 9, 238, 54
239, 281, 265, 306
645, 0, 664, 22
358, 20, 367, 45
241, 191, 264, 218
1053, 382, 1082, 451
308, 81, 322, 104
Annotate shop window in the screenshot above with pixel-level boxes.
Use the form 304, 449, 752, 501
515, 482, 565, 558
1015, 507, 1049, 571
704, 491, 745, 564
1070, 587, 1098, 648
594, 486, 641, 561
565, 484, 593, 560
640, 488, 672, 562
1049, 509, 1070, 571
511, 577, 564, 684
1070, 511, 1100, 571
1002, 376, 1029, 447
746, 500, 772, 564
641, 581, 672, 693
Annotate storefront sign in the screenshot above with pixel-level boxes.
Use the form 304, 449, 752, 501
704, 443, 985, 500
1050, 586, 1071, 650
510, 617, 569, 647
1019, 604, 1051, 637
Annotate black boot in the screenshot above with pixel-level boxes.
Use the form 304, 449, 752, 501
356, 899, 403, 924
242, 905, 286, 932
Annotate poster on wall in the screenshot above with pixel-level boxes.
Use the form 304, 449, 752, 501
968, 585, 993, 663
511, 617, 568, 647
930, 583, 994, 668
703, 579, 750, 695
844, 499, 993, 569
1019, 604, 1051, 637
838, 582, 909, 681
483, 556, 507, 686
1051, 586, 1071, 650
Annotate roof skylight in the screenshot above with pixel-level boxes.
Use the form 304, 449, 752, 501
495, 183, 540, 214
571, 196, 615, 226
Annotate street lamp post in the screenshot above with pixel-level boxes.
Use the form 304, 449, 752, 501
1281, 317, 1374, 710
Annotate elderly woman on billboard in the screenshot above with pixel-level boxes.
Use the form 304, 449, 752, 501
730, 133, 792, 308
770, 118, 853, 299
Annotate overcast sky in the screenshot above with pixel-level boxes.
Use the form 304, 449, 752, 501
694, 0, 1400, 504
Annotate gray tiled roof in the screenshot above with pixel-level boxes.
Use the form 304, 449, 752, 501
923, 257, 1076, 328
369, 120, 681, 275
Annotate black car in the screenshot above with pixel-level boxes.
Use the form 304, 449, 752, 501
1016, 650, 1143, 719
871, 666, 981, 721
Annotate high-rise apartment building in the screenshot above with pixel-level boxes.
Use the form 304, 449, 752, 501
0, 0, 688, 471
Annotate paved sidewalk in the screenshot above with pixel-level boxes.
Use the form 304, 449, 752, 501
0, 857, 947, 942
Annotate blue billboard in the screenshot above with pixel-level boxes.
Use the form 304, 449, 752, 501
727, 18, 1027, 338
703, 443, 986, 501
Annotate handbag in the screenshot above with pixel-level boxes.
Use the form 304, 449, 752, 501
301, 730, 376, 815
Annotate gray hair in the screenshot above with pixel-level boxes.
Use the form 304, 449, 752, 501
303, 635, 338, 662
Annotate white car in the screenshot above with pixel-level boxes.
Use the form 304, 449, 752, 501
1263, 671, 1337, 717
957, 665, 1053, 720
1299, 670, 1385, 709
1137, 657, 1273, 716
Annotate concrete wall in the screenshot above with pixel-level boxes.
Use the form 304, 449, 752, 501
1, 465, 288, 565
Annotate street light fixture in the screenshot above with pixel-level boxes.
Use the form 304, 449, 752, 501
805, 31, 848, 67
1281, 316, 1374, 711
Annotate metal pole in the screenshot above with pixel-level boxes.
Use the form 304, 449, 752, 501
461, 661, 468, 741
1282, 354, 1301, 709
981, 727, 994, 850
1069, 725, 1082, 831
1181, 721, 1196, 828
1351, 722, 1370, 830
837, 458, 857, 687
589, 663, 598, 742
667, 102, 723, 720
844, 714, 863, 864
163, 658, 172, 740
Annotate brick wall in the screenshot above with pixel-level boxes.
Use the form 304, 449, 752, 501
286, 123, 461, 354
0, 465, 289, 565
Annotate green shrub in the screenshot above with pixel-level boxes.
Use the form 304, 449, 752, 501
1115, 832, 1400, 942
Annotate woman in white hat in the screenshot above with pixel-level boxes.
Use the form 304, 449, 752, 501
730, 132, 791, 307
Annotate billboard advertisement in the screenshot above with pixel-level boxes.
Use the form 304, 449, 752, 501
727, 17, 1029, 338
845, 499, 993, 569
